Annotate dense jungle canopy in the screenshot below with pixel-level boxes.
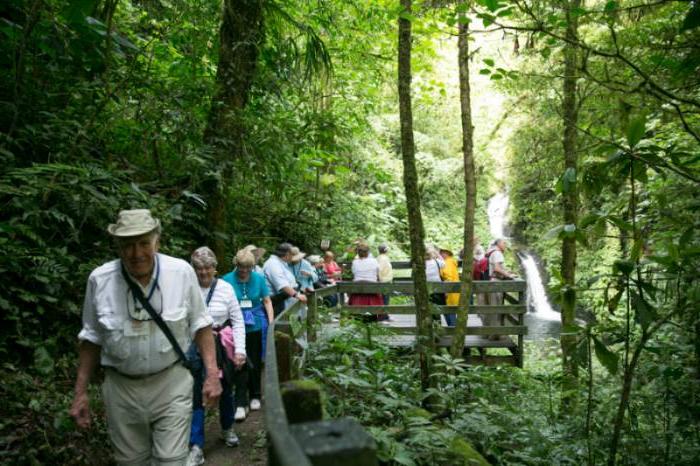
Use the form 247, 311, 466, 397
1, 0, 699, 464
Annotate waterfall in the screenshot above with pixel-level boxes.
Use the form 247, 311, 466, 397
486, 193, 561, 337
487, 192, 510, 239
518, 253, 560, 320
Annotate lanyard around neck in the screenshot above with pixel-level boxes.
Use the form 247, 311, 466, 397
123, 255, 160, 301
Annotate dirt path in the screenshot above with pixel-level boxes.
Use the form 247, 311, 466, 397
202, 409, 266, 466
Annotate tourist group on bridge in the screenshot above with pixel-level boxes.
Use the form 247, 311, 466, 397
69, 208, 519, 465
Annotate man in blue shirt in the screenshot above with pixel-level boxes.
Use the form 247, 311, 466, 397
262, 243, 307, 314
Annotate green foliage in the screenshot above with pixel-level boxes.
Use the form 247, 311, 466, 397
0, 357, 112, 464
309, 324, 700, 465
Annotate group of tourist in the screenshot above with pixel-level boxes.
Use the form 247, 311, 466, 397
70, 209, 370, 466
69, 208, 519, 465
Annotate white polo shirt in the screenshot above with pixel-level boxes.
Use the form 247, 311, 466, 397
425, 258, 444, 282
78, 254, 213, 376
489, 249, 505, 278
200, 279, 245, 356
352, 257, 379, 282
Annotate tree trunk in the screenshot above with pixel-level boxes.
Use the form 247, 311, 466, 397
560, 0, 581, 405
451, 7, 476, 359
398, 0, 434, 396
203, 0, 264, 263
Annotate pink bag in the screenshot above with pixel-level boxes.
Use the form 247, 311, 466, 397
218, 326, 236, 362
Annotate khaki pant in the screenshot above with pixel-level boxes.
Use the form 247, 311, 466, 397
102, 364, 193, 465
481, 278, 503, 328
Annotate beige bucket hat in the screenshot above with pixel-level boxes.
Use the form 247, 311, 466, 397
107, 209, 161, 237
289, 246, 306, 262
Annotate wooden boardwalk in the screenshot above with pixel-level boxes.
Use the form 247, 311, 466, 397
323, 312, 521, 366
310, 279, 528, 367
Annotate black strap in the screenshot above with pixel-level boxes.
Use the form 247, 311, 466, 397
206, 278, 218, 306
120, 264, 191, 370
435, 260, 443, 281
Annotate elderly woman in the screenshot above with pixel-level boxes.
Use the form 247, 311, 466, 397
242, 244, 266, 274
309, 255, 338, 308
349, 242, 387, 321
222, 249, 274, 421
289, 246, 317, 293
323, 251, 343, 283
187, 247, 246, 465
439, 248, 459, 327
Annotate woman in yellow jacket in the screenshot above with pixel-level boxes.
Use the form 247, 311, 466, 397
439, 248, 460, 326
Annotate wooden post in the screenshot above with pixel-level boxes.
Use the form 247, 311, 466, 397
275, 330, 293, 383
308, 290, 318, 343
289, 418, 378, 466
281, 379, 323, 424
517, 289, 525, 368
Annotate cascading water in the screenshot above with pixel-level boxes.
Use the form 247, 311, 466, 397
518, 253, 560, 321
486, 193, 561, 338
487, 192, 510, 239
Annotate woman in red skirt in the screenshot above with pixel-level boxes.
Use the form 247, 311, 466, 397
349, 242, 388, 321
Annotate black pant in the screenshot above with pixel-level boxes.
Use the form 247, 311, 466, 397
429, 293, 446, 321
233, 330, 263, 410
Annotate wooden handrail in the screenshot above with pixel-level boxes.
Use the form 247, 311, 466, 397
264, 300, 313, 466
335, 279, 526, 294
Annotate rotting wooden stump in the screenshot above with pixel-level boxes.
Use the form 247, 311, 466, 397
281, 379, 323, 424
275, 330, 293, 383
289, 418, 378, 466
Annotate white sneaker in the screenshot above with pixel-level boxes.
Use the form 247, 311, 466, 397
234, 406, 247, 421
186, 445, 205, 466
249, 399, 261, 411
221, 427, 240, 447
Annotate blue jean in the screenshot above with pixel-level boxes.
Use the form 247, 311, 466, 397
187, 343, 235, 448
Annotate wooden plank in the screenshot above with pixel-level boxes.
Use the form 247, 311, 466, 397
469, 305, 527, 314
336, 280, 526, 294
307, 291, 318, 343
386, 325, 528, 336
439, 335, 517, 348
385, 334, 517, 348
341, 304, 526, 315
517, 289, 526, 368
312, 286, 338, 298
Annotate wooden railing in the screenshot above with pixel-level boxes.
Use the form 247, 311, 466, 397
264, 298, 379, 465
307, 279, 528, 367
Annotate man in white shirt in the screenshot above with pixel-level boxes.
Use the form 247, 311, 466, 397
69, 209, 222, 465
485, 239, 518, 339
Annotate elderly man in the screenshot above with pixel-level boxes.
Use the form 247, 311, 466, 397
263, 242, 307, 315
485, 238, 518, 340
69, 209, 222, 465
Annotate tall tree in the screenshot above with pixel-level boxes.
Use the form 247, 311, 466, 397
450, 1, 476, 358
560, 0, 581, 402
203, 0, 264, 263
398, 0, 435, 396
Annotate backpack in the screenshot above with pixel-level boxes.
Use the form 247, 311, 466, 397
473, 255, 490, 281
